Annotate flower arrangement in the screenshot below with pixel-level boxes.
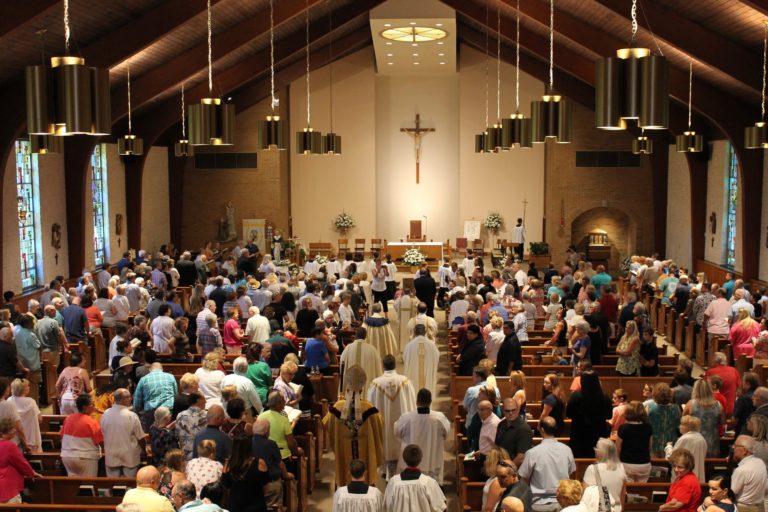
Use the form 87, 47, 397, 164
402, 247, 426, 266
483, 212, 504, 232
315, 255, 329, 267
275, 259, 292, 267
333, 212, 355, 232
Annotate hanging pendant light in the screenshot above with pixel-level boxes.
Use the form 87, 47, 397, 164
502, 0, 532, 149
117, 60, 144, 156
296, 0, 322, 155
30, 135, 64, 154
322, 0, 342, 155
632, 129, 653, 155
475, 4, 492, 153
258, 0, 286, 150
595, 0, 668, 130
746, 21, 768, 149
25, 0, 110, 137
676, 60, 704, 153
189, 0, 235, 146
175, 83, 194, 157
531, 0, 572, 143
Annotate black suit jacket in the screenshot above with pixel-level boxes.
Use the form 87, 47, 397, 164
458, 338, 485, 376
176, 260, 198, 287
495, 334, 522, 376
414, 275, 437, 303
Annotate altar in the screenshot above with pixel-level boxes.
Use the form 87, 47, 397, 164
387, 241, 443, 271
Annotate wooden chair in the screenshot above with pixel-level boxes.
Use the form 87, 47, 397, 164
354, 238, 366, 254
337, 239, 349, 254
370, 238, 382, 255
455, 238, 468, 256
471, 239, 484, 256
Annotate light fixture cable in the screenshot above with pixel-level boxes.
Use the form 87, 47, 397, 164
270, 0, 277, 111
762, 20, 767, 121
328, 0, 334, 132
515, 0, 520, 113
687, 59, 692, 129
207, 0, 212, 95
305, 0, 311, 126
496, 5, 501, 121
484, 3, 489, 128
127, 59, 132, 134
181, 83, 186, 138
548, 0, 554, 91
64, 0, 70, 54
630, 0, 637, 46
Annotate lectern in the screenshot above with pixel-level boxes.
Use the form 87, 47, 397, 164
408, 220, 425, 242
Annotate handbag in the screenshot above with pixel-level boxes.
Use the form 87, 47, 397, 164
591, 463, 614, 512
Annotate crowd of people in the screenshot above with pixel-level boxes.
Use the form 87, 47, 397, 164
0, 242, 767, 511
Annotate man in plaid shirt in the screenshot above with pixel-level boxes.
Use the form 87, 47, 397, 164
133, 362, 178, 432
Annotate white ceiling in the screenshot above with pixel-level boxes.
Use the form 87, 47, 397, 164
370, 0, 456, 76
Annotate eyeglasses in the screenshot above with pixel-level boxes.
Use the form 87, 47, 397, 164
503, 409, 517, 414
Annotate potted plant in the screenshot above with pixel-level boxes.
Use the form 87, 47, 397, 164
528, 241, 551, 267
402, 247, 426, 273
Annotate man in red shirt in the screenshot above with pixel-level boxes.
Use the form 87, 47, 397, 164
704, 351, 740, 416
597, 285, 619, 324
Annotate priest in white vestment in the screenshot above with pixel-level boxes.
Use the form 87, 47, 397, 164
393, 289, 418, 351
367, 355, 416, 479
402, 324, 440, 396
331, 459, 384, 512
339, 327, 383, 396
362, 304, 399, 359
384, 444, 446, 512
303, 255, 320, 276
394, 388, 451, 485
407, 302, 438, 341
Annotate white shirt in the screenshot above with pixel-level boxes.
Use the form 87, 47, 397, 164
194, 368, 226, 409
478, 413, 501, 455
384, 473, 446, 512
514, 269, 528, 287
109, 335, 125, 363
732, 454, 768, 505
583, 463, 625, 512
245, 314, 271, 344
150, 315, 175, 353
512, 224, 526, 244
221, 373, 263, 414
113, 295, 130, 321
437, 265, 454, 288
100, 404, 145, 468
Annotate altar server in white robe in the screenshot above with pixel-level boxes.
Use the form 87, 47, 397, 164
359, 277, 374, 313
393, 289, 418, 351
362, 304, 399, 360
407, 302, 438, 342
394, 388, 451, 485
384, 444, 446, 512
462, 249, 476, 277
303, 255, 320, 276
402, 324, 440, 396
331, 459, 384, 512
339, 327, 382, 396
367, 355, 416, 479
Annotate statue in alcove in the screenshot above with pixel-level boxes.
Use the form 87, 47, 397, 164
709, 211, 717, 247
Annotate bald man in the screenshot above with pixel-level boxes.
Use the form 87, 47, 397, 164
120, 465, 174, 512
500, 496, 525, 512
191, 405, 231, 462
252, 418, 291, 510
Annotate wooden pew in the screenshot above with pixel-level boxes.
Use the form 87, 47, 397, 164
295, 433, 317, 494
89, 330, 108, 373
40, 357, 58, 408
22, 476, 132, 505
674, 314, 685, 351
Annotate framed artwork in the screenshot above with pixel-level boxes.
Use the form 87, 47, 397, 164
464, 220, 481, 240
242, 218, 266, 252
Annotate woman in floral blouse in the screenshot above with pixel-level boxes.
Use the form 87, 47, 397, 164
186, 439, 223, 497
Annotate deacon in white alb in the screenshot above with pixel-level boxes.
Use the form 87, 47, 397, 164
331, 459, 384, 512
407, 302, 438, 342
338, 327, 383, 396
367, 355, 416, 480
402, 324, 440, 396
393, 289, 418, 351
394, 388, 451, 485
384, 444, 446, 512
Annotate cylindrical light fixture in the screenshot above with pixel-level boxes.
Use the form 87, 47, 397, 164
322, 132, 342, 155
594, 0, 668, 131
746, 21, 768, 149
474, 132, 488, 153
531, 94, 572, 144
676, 60, 704, 153
30, 134, 64, 154
258, 115, 284, 150
118, 134, 144, 156
487, 124, 503, 152
25, 1, 110, 137
531, 0, 572, 144
297, 128, 322, 154
503, 0, 533, 149
632, 133, 653, 155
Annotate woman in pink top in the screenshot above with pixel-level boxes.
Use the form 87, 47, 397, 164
222, 306, 244, 354
0, 417, 39, 503
56, 353, 92, 415
729, 308, 761, 358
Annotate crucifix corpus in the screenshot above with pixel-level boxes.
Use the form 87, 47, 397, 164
401, 113, 435, 184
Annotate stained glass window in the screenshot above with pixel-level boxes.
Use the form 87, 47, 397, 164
725, 143, 738, 269
91, 144, 110, 269
15, 140, 41, 290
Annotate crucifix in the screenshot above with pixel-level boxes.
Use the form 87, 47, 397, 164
400, 113, 435, 184
522, 198, 528, 224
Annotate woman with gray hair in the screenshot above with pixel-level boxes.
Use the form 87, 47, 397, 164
8, 379, 40, 453
583, 438, 626, 512
150, 406, 179, 466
